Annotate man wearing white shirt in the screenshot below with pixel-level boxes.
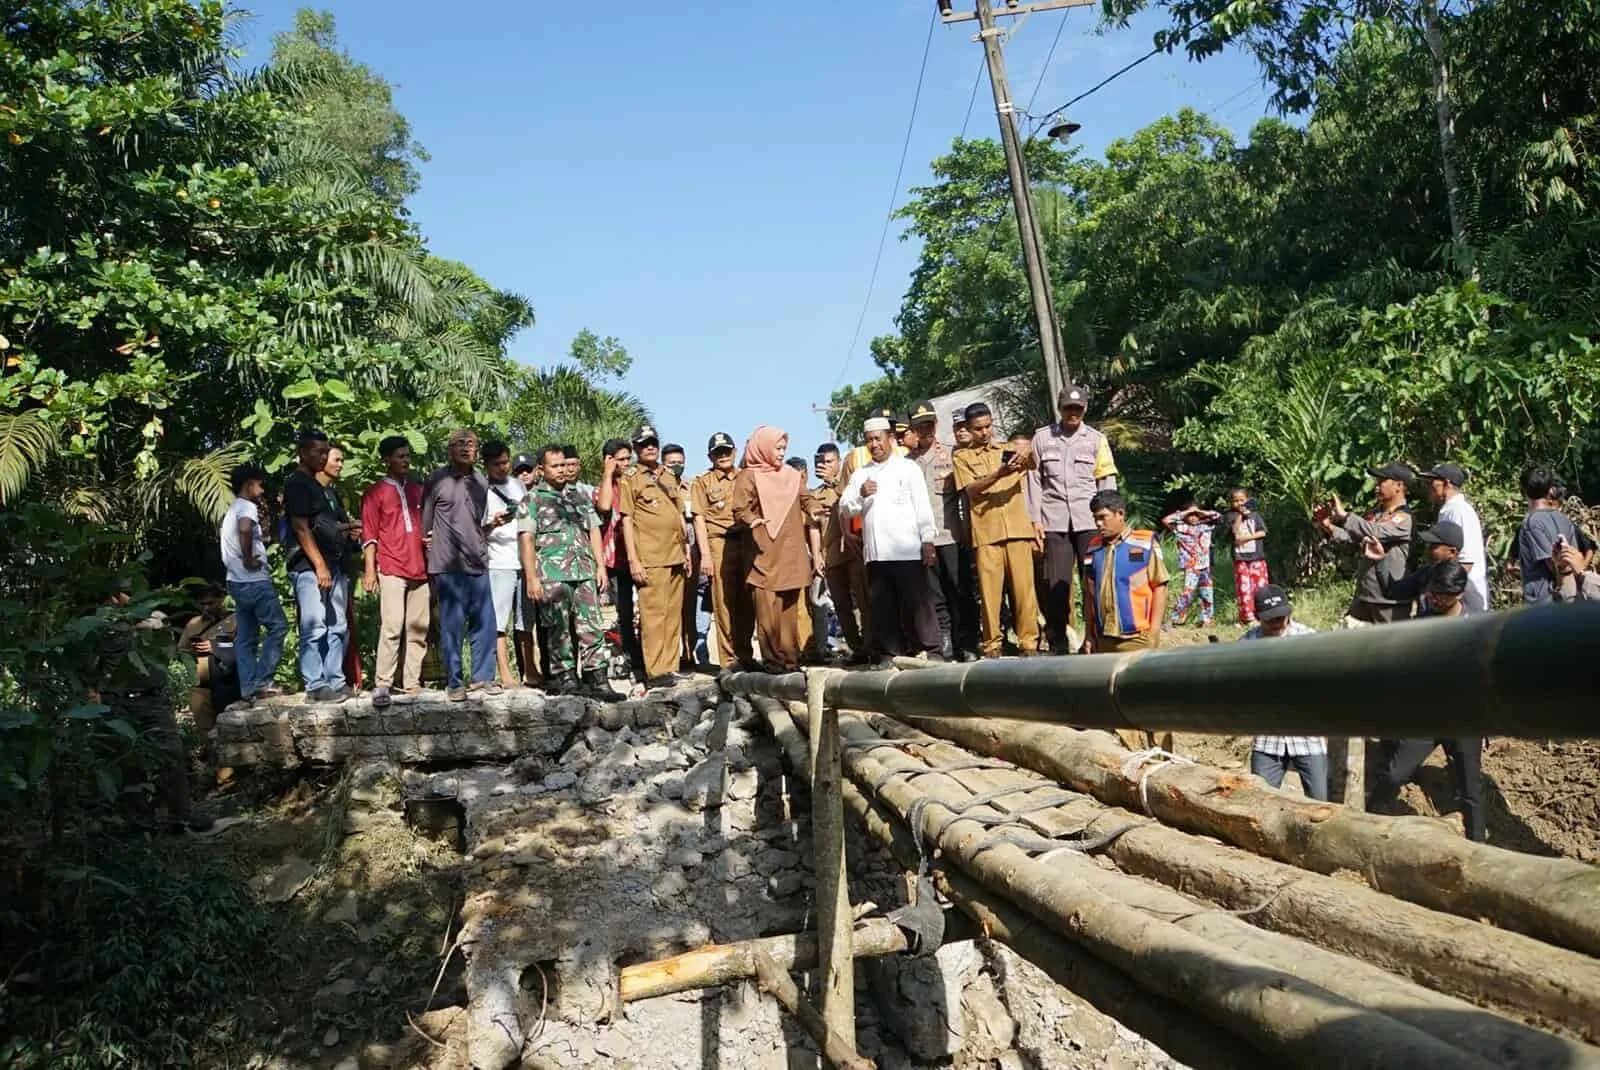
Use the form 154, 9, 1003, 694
840, 417, 942, 664
1421, 462, 1489, 611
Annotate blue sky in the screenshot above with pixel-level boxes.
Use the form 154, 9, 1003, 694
239, 1, 1272, 463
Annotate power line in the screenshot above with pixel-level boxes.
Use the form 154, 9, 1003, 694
1029, 15, 1217, 132
959, 58, 984, 139
1024, 9, 1073, 118
831, 10, 938, 392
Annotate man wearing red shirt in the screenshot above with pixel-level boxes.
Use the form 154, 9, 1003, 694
362, 436, 429, 707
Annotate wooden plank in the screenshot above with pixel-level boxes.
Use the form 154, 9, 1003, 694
807, 667, 854, 1046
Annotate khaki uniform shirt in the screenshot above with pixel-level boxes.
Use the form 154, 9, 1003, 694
954, 443, 1034, 546
813, 480, 846, 567
691, 469, 741, 538
617, 465, 688, 568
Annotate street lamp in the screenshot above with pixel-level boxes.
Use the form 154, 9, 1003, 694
1046, 118, 1081, 145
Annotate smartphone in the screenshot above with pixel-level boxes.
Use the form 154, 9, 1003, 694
1000, 449, 1017, 466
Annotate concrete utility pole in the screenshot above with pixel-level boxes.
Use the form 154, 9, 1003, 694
942, 0, 1094, 404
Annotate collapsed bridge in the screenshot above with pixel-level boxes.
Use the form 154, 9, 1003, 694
211, 603, 1600, 1068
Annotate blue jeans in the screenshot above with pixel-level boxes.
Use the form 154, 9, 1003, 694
291, 569, 348, 692
434, 571, 497, 689
228, 579, 288, 698
1250, 749, 1331, 801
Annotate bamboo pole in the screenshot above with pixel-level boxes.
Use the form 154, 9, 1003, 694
752, 950, 874, 1070
878, 709, 1600, 958
618, 920, 909, 1003
753, 697, 1260, 1070
806, 667, 853, 1047
858, 713, 1600, 1041
795, 701, 1596, 1070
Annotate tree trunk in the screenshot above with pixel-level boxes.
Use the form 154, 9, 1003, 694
1421, 0, 1468, 251
882, 711, 1600, 959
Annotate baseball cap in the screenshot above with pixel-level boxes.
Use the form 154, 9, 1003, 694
909, 400, 938, 424
511, 452, 537, 473
631, 423, 659, 446
706, 431, 735, 455
1418, 520, 1465, 550
1057, 384, 1089, 409
1368, 461, 1417, 483
1252, 585, 1293, 622
891, 413, 909, 433
950, 406, 969, 425
1419, 462, 1468, 487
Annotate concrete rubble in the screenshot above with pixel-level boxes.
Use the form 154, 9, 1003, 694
322, 680, 1197, 1070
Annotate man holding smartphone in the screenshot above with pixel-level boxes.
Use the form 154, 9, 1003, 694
954, 402, 1041, 659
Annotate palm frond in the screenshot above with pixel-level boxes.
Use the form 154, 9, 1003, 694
175, 442, 255, 524
0, 411, 58, 505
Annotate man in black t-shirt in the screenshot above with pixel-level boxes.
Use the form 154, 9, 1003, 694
284, 429, 351, 703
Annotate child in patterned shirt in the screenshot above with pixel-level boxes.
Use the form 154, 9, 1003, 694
1161, 503, 1221, 627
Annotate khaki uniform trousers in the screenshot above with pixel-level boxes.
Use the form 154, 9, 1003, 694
638, 564, 686, 679
753, 586, 803, 672
823, 553, 871, 655
707, 535, 755, 668
1094, 633, 1175, 753
976, 538, 1041, 657
377, 574, 431, 691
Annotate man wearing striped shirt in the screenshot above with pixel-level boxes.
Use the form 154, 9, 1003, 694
1240, 585, 1329, 801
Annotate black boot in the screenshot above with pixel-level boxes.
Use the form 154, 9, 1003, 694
582, 670, 615, 700
548, 671, 578, 695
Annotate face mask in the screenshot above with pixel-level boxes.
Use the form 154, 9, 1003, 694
669, 463, 685, 478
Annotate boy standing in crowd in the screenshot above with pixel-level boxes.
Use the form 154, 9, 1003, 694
481, 440, 527, 688
284, 430, 350, 702
361, 436, 429, 707
221, 463, 287, 706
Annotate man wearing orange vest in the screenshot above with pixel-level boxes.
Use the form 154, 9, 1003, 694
1082, 489, 1173, 751
1081, 489, 1170, 656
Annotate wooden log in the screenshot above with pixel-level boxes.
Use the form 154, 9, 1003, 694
858, 713, 1600, 1042
751, 949, 875, 1070
885, 710, 1600, 958
806, 667, 854, 1047
806, 703, 1588, 1070
618, 920, 909, 1003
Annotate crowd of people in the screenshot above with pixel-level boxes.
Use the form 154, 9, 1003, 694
179, 387, 1594, 843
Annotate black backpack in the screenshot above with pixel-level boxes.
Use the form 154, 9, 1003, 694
210, 633, 242, 709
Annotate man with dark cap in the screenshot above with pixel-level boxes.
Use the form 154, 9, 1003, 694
618, 423, 691, 687
1365, 519, 1487, 613
1030, 385, 1119, 653
1420, 462, 1488, 611
906, 400, 971, 659
1239, 586, 1328, 801
284, 428, 351, 702
1317, 461, 1416, 625
691, 431, 755, 670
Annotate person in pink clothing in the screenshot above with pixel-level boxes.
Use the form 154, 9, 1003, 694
361, 435, 430, 707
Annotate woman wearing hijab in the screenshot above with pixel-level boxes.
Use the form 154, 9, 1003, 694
733, 426, 823, 672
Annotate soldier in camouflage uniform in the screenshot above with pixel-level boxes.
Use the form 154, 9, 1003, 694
517, 444, 612, 698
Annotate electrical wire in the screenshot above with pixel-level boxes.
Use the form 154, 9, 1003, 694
831, 10, 938, 391
959, 58, 984, 139
1029, 14, 1218, 132
1024, 9, 1073, 118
